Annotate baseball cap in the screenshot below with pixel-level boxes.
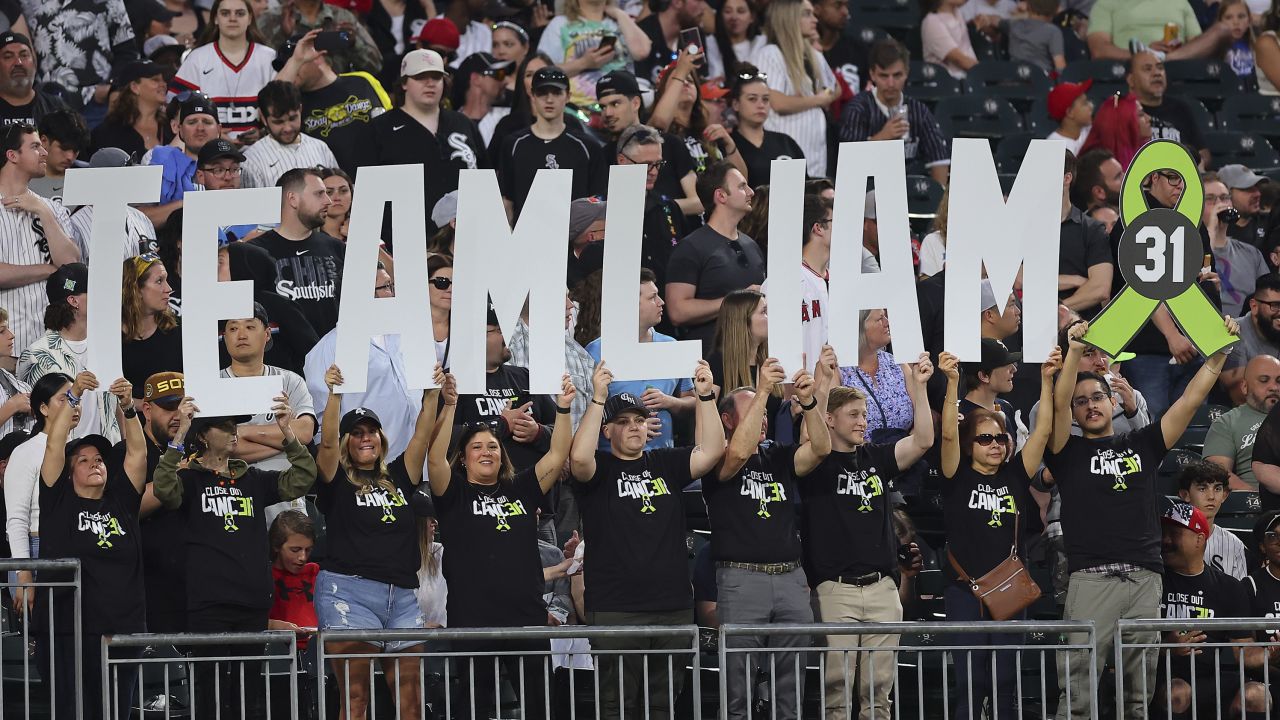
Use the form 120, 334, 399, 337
65, 434, 115, 463
459, 52, 512, 77
112, 60, 165, 89
863, 190, 876, 220
1162, 501, 1210, 538
0, 429, 30, 463
701, 81, 729, 100
975, 337, 1022, 372
431, 190, 459, 229
604, 392, 648, 423
339, 407, 383, 436
189, 414, 251, 439
568, 197, 607, 242
1046, 79, 1093, 121
532, 66, 569, 92
143, 34, 182, 60
415, 18, 460, 51
197, 138, 245, 166
177, 91, 218, 122
980, 279, 999, 312
401, 48, 446, 77
143, 371, 185, 409
46, 262, 88, 304
0, 31, 31, 51
597, 71, 641, 101
133, 0, 178, 26
88, 147, 133, 168
1219, 164, 1269, 190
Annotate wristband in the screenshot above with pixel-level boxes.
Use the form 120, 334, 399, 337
65, 391, 80, 407
167, 441, 184, 453
122, 405, 138, 419
556, 405, 571, 415
592, 399, 605, 406
798, 398, 818, 411
698, 393, 716, 402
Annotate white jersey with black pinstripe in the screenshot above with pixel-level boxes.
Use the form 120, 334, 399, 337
66, 205, 157, 261
240, 133, 339, 188
0, 192, 73, 353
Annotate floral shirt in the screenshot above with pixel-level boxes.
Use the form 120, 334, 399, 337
18, 0, 138, 104
839, 349, 914, 436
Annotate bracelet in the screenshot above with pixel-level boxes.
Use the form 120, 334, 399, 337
556, 405, 571, 415
65, 390, 80, 408
122, 405, 137, 419
592, 399, 605, 406
167, 441, 184, 453
698, 393, 716, 402
798, 398, 818, 411
1205, 366, 1221, 376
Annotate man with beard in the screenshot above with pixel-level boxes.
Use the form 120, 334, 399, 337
453, 52, 512, 147
1128, 50, 1210, 167
0, 32, 68, 129
1226, 360, 1280, 474
1071, 147, 1123, 212
140, 91, 222, 226
240, 80, 338, 189
596, 72, 700, 216
1218, 164, 1270, 250
248, 168, 343, 337
1221, 275, 1280, 395
137, 371, 188, 632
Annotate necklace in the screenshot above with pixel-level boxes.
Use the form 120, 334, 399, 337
468, 479, 501, 497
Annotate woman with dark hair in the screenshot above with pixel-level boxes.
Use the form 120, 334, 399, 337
121, 254, 183, 397
427, 370, 576, 720
89, 62, 170, 158
429, 254, 453, 364
492, 21, 532, 92
711, 0, 766, 80
649, 55, 747, 179
319, 167, 354, 241
172, 0, 277, 139
1256, 0, 1280, 93
38, 373, 146, 720
938, 348, 1059, 720
729, 63, 804, 186
314, 363, 446, 720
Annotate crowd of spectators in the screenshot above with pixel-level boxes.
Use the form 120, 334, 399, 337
4, 0, 1280, 715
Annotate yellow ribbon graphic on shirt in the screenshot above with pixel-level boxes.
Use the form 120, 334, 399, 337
1083, 140, 1237, 358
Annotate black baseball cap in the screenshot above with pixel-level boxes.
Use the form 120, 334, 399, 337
0, 429, 30, 462
0, 31, 31, 51
177, 91, 218, 122
339, 407, 383, 436
604, 392, 648, 423
531, 66, 569, 92
188, 414, 251, 439
112, 60, 165, 89
597, 71, 641, 101
46, 262, 88, 304
65, 434, 114, 463
197, 137, 245, 166
975, 338, 1022, 372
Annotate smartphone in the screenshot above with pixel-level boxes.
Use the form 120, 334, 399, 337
598, 34, 618, 51
315, 30, 355, 53
679, 27, 705, 68
896, 544, 914, 565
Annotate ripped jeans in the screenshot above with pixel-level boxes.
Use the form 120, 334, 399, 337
315, 570, 425, 651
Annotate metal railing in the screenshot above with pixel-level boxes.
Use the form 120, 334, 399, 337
1113, 618, 1280, 720
719, 620, 1099, 720
0, 558, 82, 720
101, 631, 300, 720
315, 625, 702, 720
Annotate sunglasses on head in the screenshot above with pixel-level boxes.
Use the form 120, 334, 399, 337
974, 433, 1011, 447
736, 70, 767, 82
430, 276, 453, 290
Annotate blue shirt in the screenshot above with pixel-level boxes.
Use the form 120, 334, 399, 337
586, 332, 692, 450
148, 146, 197, 204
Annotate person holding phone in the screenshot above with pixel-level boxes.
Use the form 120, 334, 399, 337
257, 0, 383, 74
536, 0, 651, 107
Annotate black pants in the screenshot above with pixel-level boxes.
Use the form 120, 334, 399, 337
47, 632, 139, 720
448, 638, 549, 720
186, 603, 269, 719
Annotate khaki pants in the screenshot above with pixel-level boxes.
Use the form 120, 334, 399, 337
813, 577, 902, 720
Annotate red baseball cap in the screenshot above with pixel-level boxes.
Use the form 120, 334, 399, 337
1162, 501, 1210, 538
1046, 78, 1093, 122
416, 17, 460, 51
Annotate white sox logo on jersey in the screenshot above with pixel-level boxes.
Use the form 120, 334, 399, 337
546, 154, 559, 170
447, 133, 478, 168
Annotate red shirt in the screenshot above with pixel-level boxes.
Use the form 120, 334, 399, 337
271, 563, 319, 649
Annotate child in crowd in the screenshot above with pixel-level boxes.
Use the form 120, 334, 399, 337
1004, 0, 1067, 73
268, 510, 319, 641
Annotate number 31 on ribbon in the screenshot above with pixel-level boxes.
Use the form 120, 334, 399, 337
1132, 225, 1186, 285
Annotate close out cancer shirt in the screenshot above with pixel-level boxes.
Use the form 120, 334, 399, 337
1161, 565, 1250, 677
799, 443, 903, 583
572, 447, 696, 614
1045, 423, 1168, 574
703, 442, 801, 564
316, 455, 420, 589
434, 467, 548, 627
942, 456, 1034, 583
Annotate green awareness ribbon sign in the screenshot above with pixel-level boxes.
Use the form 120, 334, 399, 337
1082, 140, 1237, 358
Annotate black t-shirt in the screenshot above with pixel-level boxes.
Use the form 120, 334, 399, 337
942, 457, 1033, 582
1161, 565, 1250, 677
799, 444, 903, 583
39, 463, 145, 635
140, 436, 188, 631
1228, 214, 1270, 253
641, 191, 688, 293
1246, 402, 1280, 510
122, 326, 183, 399
498, 126, 606, 216
572, 447, 696, 613
452, 364, 557, 474
434, 467, 548, 627
317, 455, 420, 589
249, 230, 346, 338
302, 74, 388, 175
666, 226, 766, 351
1059, 207, 1114, 319
89, 120, 154, 161
1245, 567, 1280, 620
1045, 423, 1168, 573
0, 95, 36, 127
633, 14, 678, 85
703, 442, 801, 564
731, 129, 805, 188
959, 397, 1016, 436
824, 35, 871, 94
1142, 97, 1207, 155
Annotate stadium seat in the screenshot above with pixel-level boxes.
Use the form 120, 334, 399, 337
964, 61, 1052, 112
968, 25, 1008, 62
935, 95, 1023, 139
1164, 59, 1244, 113
906, 174, 945, 220
849, 0, 920, 36
994, 132, 1039, 173
1023, 95, 1056, 136
1219, 94, 1280, 147
1158, 448, 1202, 495
1218, 491, 1262, 517
1060, 59, 1128, 97
907, 61, 962, 107
846, 24, 890, 50
1202, 131, 1280, 171
1181, 95, 1217, 131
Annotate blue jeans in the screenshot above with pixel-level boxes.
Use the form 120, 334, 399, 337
315, 570, 424, 651
1122, 354, 1203, 419
944, 585, 1022, 720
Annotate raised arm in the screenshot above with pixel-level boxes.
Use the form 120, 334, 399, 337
792, 359, 831, 477
109, 377, 147, 494
894, 353, 936, 471
316, 364, 345, 484
1051, 321, 1088, 456
1162, 316, 1240, 450
154, 396, 197, 509
689, 359, 727, 478
427, 373, 458, 497
535, 375, 577, 493
39, 380, 86, 488
571, 362, 611, 482
939, 352, 961, 479
719, 358, 783, 481
1022, 347, 1063, 476
403, 365, 447, 486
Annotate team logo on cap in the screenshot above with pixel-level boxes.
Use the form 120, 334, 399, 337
63, 279, 76, 291
620, 393, 636, 404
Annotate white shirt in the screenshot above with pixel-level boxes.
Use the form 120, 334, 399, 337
416, 542, 447, 627
1205, 525, 1249, 580
67, 204, 156, 261
452, 21, 492, 68
918, 231, 947, 277
751, 44, 837, 177
220, 364, 317, 471
241, 133, 340, 189
760, 253, 877, 372
1046, 127, 1091, 155
4, 432, 47, 558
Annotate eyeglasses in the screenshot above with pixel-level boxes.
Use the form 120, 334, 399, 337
1155, 170, 1185, 186
1255, 299, 1280, 313
429, 276, 453, 290
375, 282, 395, 293
622, 153, 666, 172
1071, 392, 1112, 409
132, 251, 161, 278
973, 433, 1011, 447
727, 239, 751, 268
1205, 193, 1231, 203
201, 166, 241, 177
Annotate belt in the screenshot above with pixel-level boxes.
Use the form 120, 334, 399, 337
832, 572, 885, 587
716, 560, 801, 575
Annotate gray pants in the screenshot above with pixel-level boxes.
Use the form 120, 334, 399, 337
588, 609, 691, 720
1056, 568, 1162, 720
717, 566, 813, 720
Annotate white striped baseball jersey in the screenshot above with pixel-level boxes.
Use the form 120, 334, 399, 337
0, 193, 73, 353
67, 205, 157, 261
241, 133, 339, 188
170, 42, 278, 138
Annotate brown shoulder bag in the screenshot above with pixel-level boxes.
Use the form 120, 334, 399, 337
946, 513, 1041, 621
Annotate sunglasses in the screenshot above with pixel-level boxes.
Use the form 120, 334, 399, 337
430, 276, 453, 290
974, 433, 1012, 447
727, 239, 751, 268
736, 70, 768, 81
132, 251, 161, 278
482, 67, 510, 82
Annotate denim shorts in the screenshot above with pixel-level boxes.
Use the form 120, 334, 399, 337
315, 570, 425, 651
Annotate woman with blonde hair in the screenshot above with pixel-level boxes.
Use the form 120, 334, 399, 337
917, 186, 950, 278
751, 0, 838, 177
172, 0, 277, 139
121, 254, 182, 396
709, 289, 781, 436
